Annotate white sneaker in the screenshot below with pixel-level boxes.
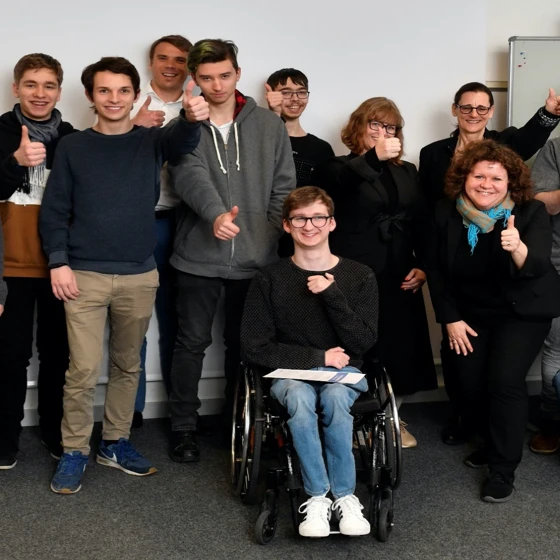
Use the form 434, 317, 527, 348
400, 420, 417, 448
332, 494, 370, 536
298, 496, 332, 537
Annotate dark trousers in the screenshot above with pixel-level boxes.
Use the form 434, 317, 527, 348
136, 213, 178, 410
444, 316, 550, 475
0, 277, 69, 452
170, 271, 251, 431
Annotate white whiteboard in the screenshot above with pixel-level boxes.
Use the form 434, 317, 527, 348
508, 36, 560, 140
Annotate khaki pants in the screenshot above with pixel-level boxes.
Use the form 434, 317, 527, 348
61, 269, 158, 454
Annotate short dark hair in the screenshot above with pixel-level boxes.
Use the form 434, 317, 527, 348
188, 39, 239, 74
282, 186, 335, 221
445, 139, 533, 205
14, 53, 63, 86
81, 57, 141, 97
266, 68, 308, 90
453, 81, 494, 107
148, 35, 193, 62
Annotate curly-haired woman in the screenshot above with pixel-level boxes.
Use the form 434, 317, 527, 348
426, 139, 560, 502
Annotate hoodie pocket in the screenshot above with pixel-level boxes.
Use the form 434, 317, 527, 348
232, 211, 280, 270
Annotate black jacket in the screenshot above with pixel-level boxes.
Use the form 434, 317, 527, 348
320, 150, 429, 277
426, 198, 560, 324
419, 108, 559, 205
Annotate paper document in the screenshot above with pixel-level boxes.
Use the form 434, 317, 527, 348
264, 369, 365, 385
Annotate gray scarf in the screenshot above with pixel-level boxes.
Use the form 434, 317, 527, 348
13, 103, 62, 196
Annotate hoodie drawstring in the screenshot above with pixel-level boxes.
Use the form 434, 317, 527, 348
210, 126, 227, 175
234, 122, 240, 171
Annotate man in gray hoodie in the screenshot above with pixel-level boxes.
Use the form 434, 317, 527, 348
168, 39, 296, 462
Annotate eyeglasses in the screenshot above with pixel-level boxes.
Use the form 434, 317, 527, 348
368, 121, 401, 136
288, 215, 332, 228
280, 90, 310, 99
455, 104, 492, 115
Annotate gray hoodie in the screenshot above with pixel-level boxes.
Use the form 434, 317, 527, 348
531, 137, 560, 272
0, 222, 6, 306
169, 96, 296, 280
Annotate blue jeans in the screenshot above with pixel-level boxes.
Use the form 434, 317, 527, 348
270, 367, 367, 499
135, 214, 178, 412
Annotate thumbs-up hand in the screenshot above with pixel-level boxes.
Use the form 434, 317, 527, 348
132, 96, 166, 128
13, 126, 46, 167
374, 132, 401, 161
183, 80, 210, 123
545, 87, 560, 116
213, 205, 241, 240
265, 83, 283, 116
501, 215, 520, 252
307, 272, 335, 294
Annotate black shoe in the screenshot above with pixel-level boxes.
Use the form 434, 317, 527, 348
169, 430, 200, 463
0, 450, 17, 470
482, 471, 515, 503
441, 418, 467, 445
132, 411, 144, 429
41, 436, 63, 460
464, 449, 488, 469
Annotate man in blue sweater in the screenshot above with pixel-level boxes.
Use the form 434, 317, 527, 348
40, 56, 207, 494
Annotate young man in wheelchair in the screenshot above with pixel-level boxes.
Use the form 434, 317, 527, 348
241, 187, 379, 537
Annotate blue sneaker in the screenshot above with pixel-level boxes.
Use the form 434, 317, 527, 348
50, 451, 88, 494
96, 438, 157, 476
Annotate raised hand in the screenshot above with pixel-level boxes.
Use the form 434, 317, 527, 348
13, 126, 46, 167
183, 80, 210, 122
325, 346, 350, 369
307, 272, 335, 294
265, 83, 283, 116
501, 215, 520, 252
545, 87, 560, 116
213, 206, 240, 240
374, 132, 401, 161
132, 97, 166, 128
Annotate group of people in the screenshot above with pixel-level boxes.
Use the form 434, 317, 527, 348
1, 32, 560, 539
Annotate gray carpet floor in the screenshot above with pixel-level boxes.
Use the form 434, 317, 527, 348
1, 400, 560, 560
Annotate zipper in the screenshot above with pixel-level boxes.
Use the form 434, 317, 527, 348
221, 127, 234, 277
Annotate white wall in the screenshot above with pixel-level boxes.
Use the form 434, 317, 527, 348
487, 0, 560, 81
1, 0, 491, 421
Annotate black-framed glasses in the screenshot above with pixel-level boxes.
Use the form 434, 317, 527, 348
288, 215, 332, 228
368, 121, 401, 135
455, 104, 492, 115
280, 90, 310, 99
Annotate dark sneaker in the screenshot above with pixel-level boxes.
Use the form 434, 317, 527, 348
482, 471, 515, 503
464, 449, 488, 469
169, 430, 200, 463
41, 438, 63, 460
529, 432, 560, 454
0, 451, 17, 470
132, 411, 144, 429
50, 451, 88, 494
96, 438, 157, 476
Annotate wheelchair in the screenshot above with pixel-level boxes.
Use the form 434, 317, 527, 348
231, 359, 402, 545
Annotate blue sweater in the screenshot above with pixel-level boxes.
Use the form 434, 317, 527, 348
40, 116, 200, 274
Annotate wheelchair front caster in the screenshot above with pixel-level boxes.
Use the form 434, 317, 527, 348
373, 488, 394, 542
255, 509, 277, 545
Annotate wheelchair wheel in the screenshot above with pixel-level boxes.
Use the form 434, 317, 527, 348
373, 488, 393, 542
255, 509, 277, 545
231, 365, 264, 504
377, 363, 403, 489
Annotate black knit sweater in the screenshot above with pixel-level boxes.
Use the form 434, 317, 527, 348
241, 257, 379, 370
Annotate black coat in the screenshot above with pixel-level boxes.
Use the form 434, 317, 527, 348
320, 151, 437, 394
426, 198, 560, 325
419, 108, 558, 205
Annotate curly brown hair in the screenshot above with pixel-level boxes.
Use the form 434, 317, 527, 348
445, 140, 534, 205
341, 97, 404, 164
282, 186, 334, 221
